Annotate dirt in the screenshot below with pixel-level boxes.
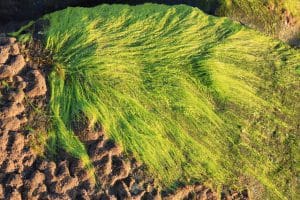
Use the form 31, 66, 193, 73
0, 37, 249, 199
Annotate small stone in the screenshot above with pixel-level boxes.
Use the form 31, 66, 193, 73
9, 189, 22, 200
0, 55, 26, 79
11, 133, 25, 153
8, 89, 25, 103
14, 75, 23, 82
2, 102, 25, 118
26, 70, 47, 97
17, 81, 27, 90
0, 45, 10, 64
0, 117, 22, 132
0, 37, 17, 44
10, 43, 20, 55
4, 159, 16, 173
23, 155, 35, 167
7, 173, 23, 188
0, 184, 4, 199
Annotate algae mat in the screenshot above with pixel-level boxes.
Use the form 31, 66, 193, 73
19, 3, 300, 199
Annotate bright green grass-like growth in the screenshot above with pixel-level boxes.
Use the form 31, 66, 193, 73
35, 4, 299, 199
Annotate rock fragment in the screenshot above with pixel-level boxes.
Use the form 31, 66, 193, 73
0, 55, 25, 79
0, 45, 10, 64
26, 69, 47, 97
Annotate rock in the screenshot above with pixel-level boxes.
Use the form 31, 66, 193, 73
38, 160, 50, 171
0, 149, 8, 165
25, 171, 47, 199
9, 189, 22, 200
22, 155, 35, 167
26, 70, 47, 97
164, 186, 194, 200
17, 80, 27, 90
3, 159, 17, 173
69, 159, 84, 177
199, 188, 211, 200
78, 189, 90, 200
43, 161, 57, 181
10, 43, 20, 55
54, 176, 79, 193
0, 55, 26, 79
110, 180, 131, 199
0, 37, 16, 46
2, 102, 25, 118
84, 131, 100, 141
0, 37, 16, 45
11, 132, 25, 153
0, 45, 10, 64
6, 173, 23, 188
1, 117, 22, 132
0, 184, 4, 199
30, 171, 45, 185
8, 89, 25, 103
56, 161, 70, 178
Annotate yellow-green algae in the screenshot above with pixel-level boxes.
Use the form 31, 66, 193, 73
24, 4, 300, 199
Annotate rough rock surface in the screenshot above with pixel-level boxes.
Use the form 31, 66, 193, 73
0, 37, 248, 199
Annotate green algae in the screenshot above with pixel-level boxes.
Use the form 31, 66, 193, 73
20, 3, 300, 199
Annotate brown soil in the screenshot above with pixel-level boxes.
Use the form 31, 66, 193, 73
0, 37, 249, 199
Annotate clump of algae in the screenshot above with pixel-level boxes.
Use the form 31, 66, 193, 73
18, 4, 300, 199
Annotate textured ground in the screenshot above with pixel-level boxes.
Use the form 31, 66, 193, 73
0, 36, 249, 200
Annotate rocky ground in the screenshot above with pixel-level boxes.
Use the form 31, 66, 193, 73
0, 36, 249, 200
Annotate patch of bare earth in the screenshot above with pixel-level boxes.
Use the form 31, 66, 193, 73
0, 37, 249, 199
